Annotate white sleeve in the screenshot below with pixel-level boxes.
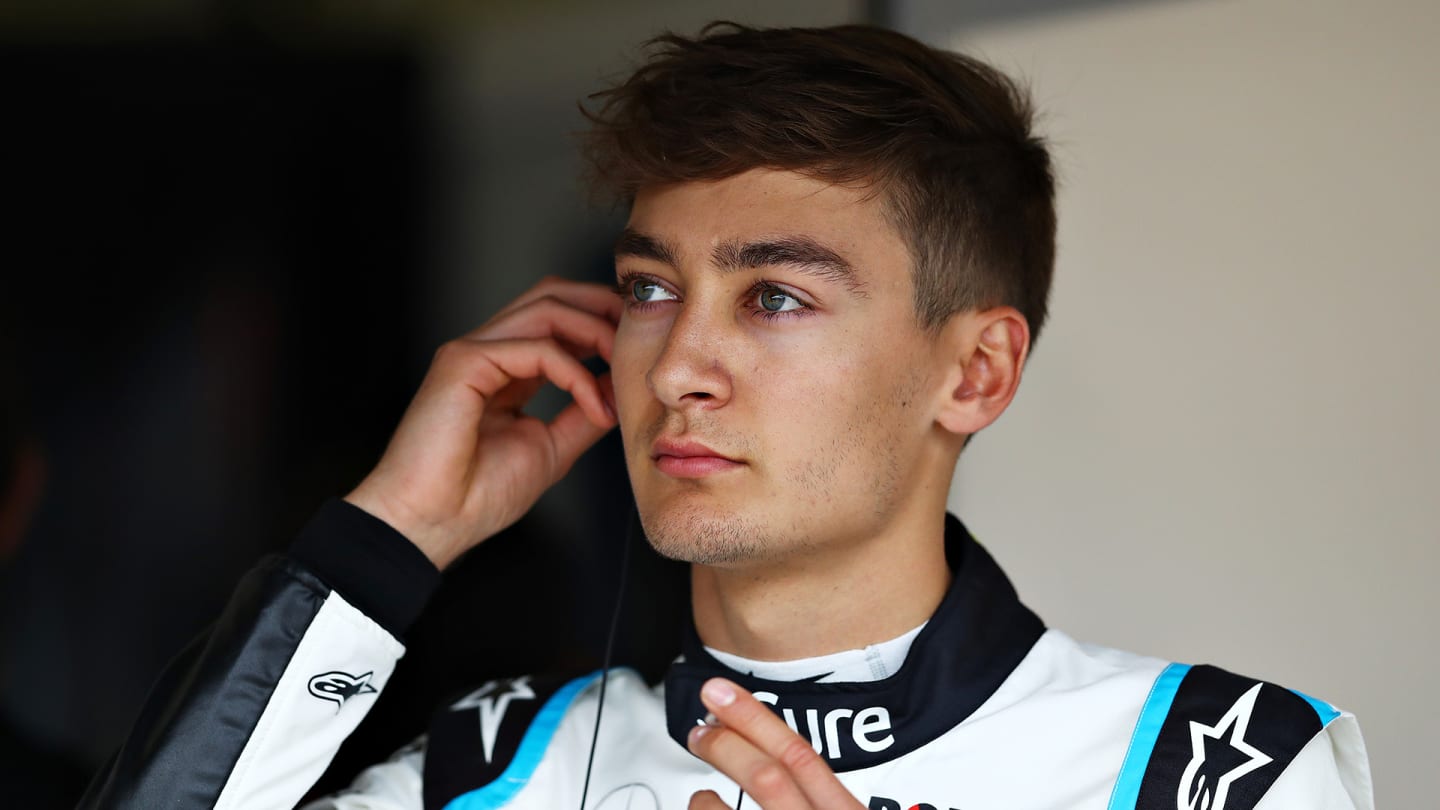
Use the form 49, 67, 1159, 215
1253, 714, 1373, 810
212, 590, 408, 810
79, 501, 440, 810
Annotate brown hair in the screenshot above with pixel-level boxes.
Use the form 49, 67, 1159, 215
581, 22, 1056, 343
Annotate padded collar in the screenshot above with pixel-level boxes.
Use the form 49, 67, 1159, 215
664, 515, 1045, 772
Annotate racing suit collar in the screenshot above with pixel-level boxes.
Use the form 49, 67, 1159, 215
664, 514, 1046, 772
703, 620, 927, 684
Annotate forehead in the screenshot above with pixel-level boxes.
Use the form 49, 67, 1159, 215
624, 168, 910, 277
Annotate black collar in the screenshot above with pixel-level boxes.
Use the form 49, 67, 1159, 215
663, 515, 1045, 772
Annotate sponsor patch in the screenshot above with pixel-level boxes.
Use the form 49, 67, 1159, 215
1131, 665, 1328, 810
307, 670, 378, 711
422, 673, 582, 810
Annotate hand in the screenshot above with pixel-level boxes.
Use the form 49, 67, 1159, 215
686, 678, 866, 810
345, 277, 620, 569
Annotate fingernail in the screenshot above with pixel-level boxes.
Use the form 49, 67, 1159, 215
702, 712, 717, 726
702, 679, 736, 707
688, 723, 711, 745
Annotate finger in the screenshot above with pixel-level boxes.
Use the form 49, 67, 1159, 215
688, 789, 733, 810
469, 295, 618, 362
688, 723, 810, 810
436, 337, 615, 429
544, 400, 612, 476
487, 376, 545, 415
700, 679, 861, 809
597, 370, 616, 419
491, 278, 623, 325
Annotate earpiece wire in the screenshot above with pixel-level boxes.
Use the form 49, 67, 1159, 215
577, 505, 636, 810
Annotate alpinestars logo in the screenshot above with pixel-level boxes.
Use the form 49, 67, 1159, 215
450, 676, 536, 763
308, 671, 378, 711
1178, 683, 1273, 810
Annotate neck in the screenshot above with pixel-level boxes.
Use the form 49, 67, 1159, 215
690, 507, 952, 661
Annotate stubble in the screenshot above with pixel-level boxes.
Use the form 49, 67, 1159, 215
636, 363, 926, 567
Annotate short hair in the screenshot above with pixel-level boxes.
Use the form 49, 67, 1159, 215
581, 22, 1056, 343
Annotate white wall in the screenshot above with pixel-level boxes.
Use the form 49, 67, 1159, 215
922, 1, 1438, 805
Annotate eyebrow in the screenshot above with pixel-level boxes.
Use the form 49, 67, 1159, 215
615, 228, 867, 296
614, 229, 679, 267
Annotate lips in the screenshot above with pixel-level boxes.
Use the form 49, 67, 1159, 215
651, 437, 744, 478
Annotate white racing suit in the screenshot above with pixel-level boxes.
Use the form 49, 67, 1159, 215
78, 500, 1373, 810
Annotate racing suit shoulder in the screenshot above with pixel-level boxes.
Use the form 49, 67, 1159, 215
1253, 713, 1372, 810
79, 499, 439, 810
1109, 662, 1372, 810
311, 669, 669, 810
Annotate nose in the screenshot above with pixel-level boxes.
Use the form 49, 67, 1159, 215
646, 303, 733, 411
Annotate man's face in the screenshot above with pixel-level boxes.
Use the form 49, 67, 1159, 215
611, 168, 951, 567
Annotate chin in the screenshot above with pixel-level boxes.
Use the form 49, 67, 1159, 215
637, 500, 778, 566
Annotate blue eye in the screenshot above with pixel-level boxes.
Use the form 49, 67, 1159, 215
758, 287, 802, 313
631, 279, 677, 303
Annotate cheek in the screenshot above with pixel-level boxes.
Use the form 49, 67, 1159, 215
750, 347, 863, 439
610, 320, 656, 405
773, 339, 926, 443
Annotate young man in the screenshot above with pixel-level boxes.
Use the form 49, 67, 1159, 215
80, 23, 1371, 810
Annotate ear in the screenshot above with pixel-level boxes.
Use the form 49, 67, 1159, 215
933, 307, 1031, 438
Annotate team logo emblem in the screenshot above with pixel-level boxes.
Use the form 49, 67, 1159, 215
1178, 683, 1273, 810
450, 676, 537, 763
307, 670, 378, 711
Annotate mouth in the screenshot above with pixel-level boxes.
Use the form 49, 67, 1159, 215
650, 437, 745, 479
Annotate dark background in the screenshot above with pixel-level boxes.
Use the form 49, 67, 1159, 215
0, 17, 690, 807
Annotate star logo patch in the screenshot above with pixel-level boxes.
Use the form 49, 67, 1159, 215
450, 676, 538, 763
307, 670, 378, 712
1177, 683, 1274, 810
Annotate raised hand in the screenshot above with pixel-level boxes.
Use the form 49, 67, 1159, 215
687, 679, 867, 810
345, 277, 620, 569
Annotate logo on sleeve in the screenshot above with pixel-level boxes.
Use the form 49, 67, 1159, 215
307, 670, 378, 711
449, 676, 537, 763
1178, 683, 1273, 810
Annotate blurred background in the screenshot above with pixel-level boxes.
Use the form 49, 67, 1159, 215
0, 0, 1433, 807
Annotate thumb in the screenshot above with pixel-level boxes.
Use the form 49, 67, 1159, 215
689, 790, 733, 810
545, 400, 614, 478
